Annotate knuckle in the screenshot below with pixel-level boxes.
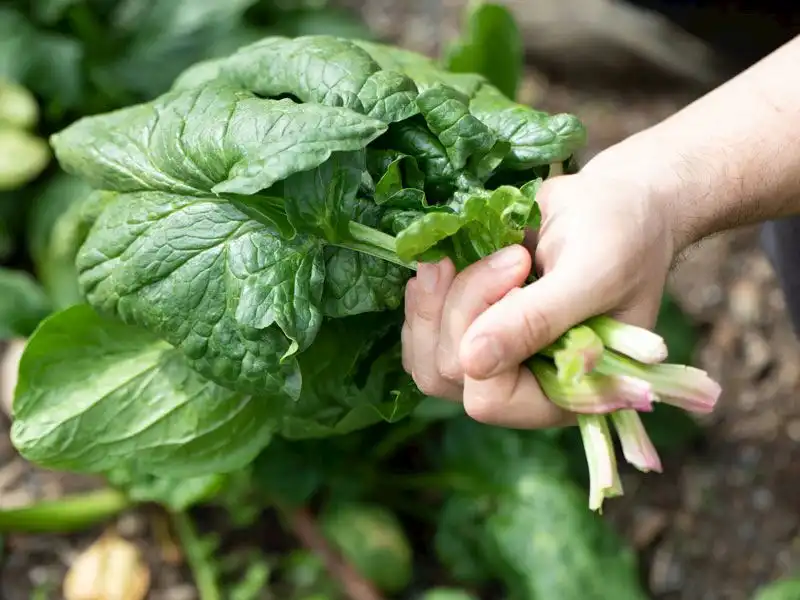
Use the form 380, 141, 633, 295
437, 351, 463, 383
519, 304, 553, 354
463, 391, 496, 424
412, 370, 448, 397
414, 297, 442, 322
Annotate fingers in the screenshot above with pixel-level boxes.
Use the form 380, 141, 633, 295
404, 261, 461, 400
437, 245, 532, 379
463, 367, 570, 429
459, 266, 603, 381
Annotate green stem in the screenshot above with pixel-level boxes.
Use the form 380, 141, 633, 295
171, 511, 222, 600
0, 488, 130, 533
342, 222, 418, 270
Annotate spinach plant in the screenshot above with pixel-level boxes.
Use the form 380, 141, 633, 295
10, 28, 719, 509
0, 3, 717, 598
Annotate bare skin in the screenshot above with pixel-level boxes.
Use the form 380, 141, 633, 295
401, 35, 800, 428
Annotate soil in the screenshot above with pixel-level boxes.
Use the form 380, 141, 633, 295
2, 3, 799, 600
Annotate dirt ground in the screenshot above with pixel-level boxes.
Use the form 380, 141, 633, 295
2, 4, 800, 600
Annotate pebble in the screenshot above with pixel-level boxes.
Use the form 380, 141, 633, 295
786, 419, 800, 442
117, 512, 147, 538
630, 507, 668, 549
649, 544, 685, 595
729, 279, 762, 324
752, 488, 774, 511
741, 332, 772, 376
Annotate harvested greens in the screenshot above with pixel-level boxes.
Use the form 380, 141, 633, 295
10, 34, 720, 511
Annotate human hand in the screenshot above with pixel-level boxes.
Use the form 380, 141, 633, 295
401, 163, 677, 428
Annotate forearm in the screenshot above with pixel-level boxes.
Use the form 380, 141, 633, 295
588, 35, 800, 252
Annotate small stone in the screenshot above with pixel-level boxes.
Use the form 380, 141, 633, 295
752, 488, 774, 511
630, 507, 669, 549
741, 332, 772, 376
786, 419, 800, 442
729, 279, 762, 324
116, 512, 147, 538
649, 544, 684, 594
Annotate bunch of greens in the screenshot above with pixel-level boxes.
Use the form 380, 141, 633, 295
0, 3, 718, 598
9, 24, 720, 512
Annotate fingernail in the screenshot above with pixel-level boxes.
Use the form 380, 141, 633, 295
489, 246, 523, 269
417, 263, 439, 293
463, 334, 501, 378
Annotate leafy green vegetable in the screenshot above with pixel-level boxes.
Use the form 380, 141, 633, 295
443, 1, 523, 100
435, 419, 647, 600
11, 305, 282, 478
0, 268, 51, 338
321, 501, 413, 593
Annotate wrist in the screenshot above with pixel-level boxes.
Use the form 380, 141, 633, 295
582, 126, 730, 254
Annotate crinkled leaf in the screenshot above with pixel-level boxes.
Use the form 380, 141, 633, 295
280, 315, 422, 439
367, 150, 425, 204
283, 150, 364, 242
394, 184, 539, 264
0, 268, 52, 339
377, 120, 457, 196
436, 419, 647, 600
470, 85, 586, 168
175, 35, 420, 124
416, 84, 496, 171
352, 39, 485, 97
76, 191, 315, 396
50, 85, 387, 197
11, 305, 282, 477
322, 247, 407, 318
444, 2, 523, 101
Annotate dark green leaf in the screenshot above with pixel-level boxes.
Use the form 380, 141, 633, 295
283, 150, 364, 242
11, 305, 282, 477
280, 315, 422, 439
436, 419, 647, 600
0, 269, 51, 339
444, 1, 523, 101
416, 84, 496, 171
76, 191, 318, 395
469, 85, 587, 168
353, 39, 485, 97
322, 247, 407, 318
174, 36, 420, 124
51, 85, 388, 197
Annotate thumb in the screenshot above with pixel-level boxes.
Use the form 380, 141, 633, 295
459, 267, 603, 380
